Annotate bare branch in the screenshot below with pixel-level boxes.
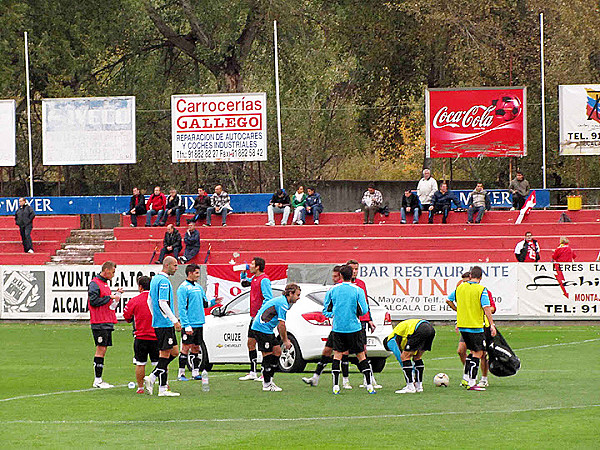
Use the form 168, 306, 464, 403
143, 0, 197, 60
178, 0, 215, 49
236, 1, 264, 63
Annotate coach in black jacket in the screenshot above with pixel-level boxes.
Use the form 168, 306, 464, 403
157, 224, 182, 263
15, 197, 35, 253
126, 187, 147, 227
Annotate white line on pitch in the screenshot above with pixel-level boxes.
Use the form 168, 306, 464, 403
1, 404, 599, 425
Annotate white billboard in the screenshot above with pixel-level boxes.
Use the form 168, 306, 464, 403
559, 85, 600, 155
171, 92, 267, 162
42, 96, 136, 165
0, 100, 16, 166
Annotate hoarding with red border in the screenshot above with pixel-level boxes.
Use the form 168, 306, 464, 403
426, 87, 527, 158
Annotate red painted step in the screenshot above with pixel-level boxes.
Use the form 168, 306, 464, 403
0, 252, 53, 265
0, 215, 80, 228
0, 241, 63, 253
0, 228, 73, 241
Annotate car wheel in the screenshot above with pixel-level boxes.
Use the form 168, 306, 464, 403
278, 334, 307, 373
369, 357, 387, 373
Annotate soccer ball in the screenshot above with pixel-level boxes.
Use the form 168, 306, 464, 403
492, 95, 521, 121
433, 373, 450, 387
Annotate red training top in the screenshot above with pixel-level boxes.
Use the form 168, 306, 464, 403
88, 276, 117, 324
552, 245, 576, 262
123, 291, 156, 340
250, 273, 271, 317
354, 278, 371, 322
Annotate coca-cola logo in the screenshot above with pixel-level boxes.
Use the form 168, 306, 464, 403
433, 105, 495, 129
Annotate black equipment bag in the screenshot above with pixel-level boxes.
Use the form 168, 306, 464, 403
487, 328, 521, 377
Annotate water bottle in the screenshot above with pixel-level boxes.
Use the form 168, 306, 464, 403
201, 369, 209, 392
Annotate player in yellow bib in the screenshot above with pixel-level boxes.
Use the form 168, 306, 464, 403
383, 319, 436, 394
447, 266, 496, 391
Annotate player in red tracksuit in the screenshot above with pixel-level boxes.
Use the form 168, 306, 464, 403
88, 261, 123, 389
238, 257, 273, 381
346, 260, 381, 389
123, 276, 159, 394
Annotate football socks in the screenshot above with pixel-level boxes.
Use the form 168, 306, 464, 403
358, 359, 373, 386
402, 360, 414, 384
341, 355, 350, 378
315, 355, 332, 376
249, 349, 258, 374
93, 356, 104, 379
331, 358, 341, 387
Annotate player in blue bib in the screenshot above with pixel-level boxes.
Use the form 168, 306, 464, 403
250, 284, 301, 392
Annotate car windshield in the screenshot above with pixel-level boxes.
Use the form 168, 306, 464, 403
224, 289, 284, 315
307, 289, 379, 306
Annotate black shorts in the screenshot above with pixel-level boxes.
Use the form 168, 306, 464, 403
404, 322, 435, 353
134, 339, 159, 365
460, 330, 486, 352
248, 317, 258, 339
331, 330, 365, 354
154, 327, 178, 351
325, 331, 334, 349
181, 327, 204, 346
92, 329, 113, 347
254, 331, 281, 353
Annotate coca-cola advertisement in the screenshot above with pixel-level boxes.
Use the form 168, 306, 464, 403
426, 87, 527, 158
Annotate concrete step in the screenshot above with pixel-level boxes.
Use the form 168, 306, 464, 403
60, 243, 105, 251
49, 255, 94, 265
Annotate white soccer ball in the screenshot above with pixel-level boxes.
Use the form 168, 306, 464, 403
433, 373, 449, 387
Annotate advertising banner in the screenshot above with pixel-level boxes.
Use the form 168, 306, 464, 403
42, 96, 136, 165
1, 265, 159, 320
559, 84, 600, 155
171, 92, 267, 162
517, 262, 600, 318
0, 100, 16, 166
359, 263, 518, 320
206, 264, 288, 305
426, 87, 527, 158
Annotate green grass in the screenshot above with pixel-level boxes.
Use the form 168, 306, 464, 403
1, 324, 599, 448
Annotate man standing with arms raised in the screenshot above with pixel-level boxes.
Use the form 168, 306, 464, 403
88, 261, 124, 388
145, 256, 182, 396
239, 257, 273, 381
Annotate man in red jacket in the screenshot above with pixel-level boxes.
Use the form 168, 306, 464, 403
88, 261, 124, 389
145, 186, 167, 227
123, 276, 158, 394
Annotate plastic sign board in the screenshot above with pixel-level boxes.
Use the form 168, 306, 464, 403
171, 92, 267, 162
42, 96, 136, 165
426, 87, 527, 158
559, 85, 600, 155
0, 100, 16, 166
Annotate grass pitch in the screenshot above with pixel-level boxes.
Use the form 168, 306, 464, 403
1, 323, 599, 448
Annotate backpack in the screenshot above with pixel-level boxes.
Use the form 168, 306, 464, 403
487, 328, 521, 377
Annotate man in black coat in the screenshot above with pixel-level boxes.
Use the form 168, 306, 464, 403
192, 187, 211, 223
179, 221, 200, 263
125, 187, 147, 227
15, 197, 35, 253
159, 188, 186, 227
157, 224, 182, 263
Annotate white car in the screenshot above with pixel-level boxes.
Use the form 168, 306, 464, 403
198, 283, 393, 373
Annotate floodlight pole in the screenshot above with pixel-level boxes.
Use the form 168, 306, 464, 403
24, 31, 34, 197
274, 20, 284, 190
539, 13, 547, 189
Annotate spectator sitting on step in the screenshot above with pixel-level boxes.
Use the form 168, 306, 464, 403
509, 170, 530, 210
266, 188, 291, 226
205, 184, 232, 227
466, 182, 491, 224
158, 188, 185, 227
417, 168, 438, 214
192, 187, 211, 223
145, 186, 166, 227
291, 185, 308, 225
303, 187, 323, 225
361, 183, 383, 224
428, 183, 459, 224
179, 221, 200, 263
400, 189, 420, 224
157, 224, 182, 263
125, 187, 147, 227
551, 237, 576, 262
